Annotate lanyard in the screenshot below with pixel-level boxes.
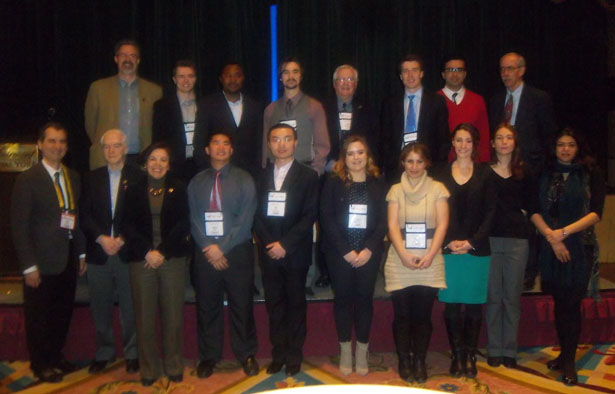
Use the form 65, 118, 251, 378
53, 166, 75, 211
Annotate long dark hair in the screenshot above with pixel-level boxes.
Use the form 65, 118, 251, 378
490, 123, 525, 179
451, 123, 480, 161
552, 127, 595, 170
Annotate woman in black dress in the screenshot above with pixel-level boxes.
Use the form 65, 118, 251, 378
320, 135, 387, 376
530, 128, 605, 386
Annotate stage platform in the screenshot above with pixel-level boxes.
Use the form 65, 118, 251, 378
1, 267, 614, 363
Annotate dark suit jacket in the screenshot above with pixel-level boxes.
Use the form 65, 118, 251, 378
193, 91, 264, 178
488, 84, 557, 169
381, 90, 450, 182
152, 94, 199, 180
80, 164, 145, 265
323, 97, 379, 162
253, 161, 319, 267
11, 162, 86, 275
120, 175, 191, 262
319, 174, 387, 257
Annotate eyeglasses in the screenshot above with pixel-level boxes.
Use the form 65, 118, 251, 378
500, 66, 523, 73
335, 77, 357, 83
443, 67, 466, 73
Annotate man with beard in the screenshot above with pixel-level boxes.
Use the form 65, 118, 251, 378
194, 63, 263, 177
85, 39, 162, 169
261, 57, 329, 176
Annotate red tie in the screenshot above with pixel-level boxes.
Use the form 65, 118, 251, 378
503, 94, 513, 124
209, 171, 221, 210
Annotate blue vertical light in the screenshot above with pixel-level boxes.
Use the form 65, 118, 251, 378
270, 4, 278, 102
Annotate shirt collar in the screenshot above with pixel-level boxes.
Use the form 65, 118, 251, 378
285, 91, 304, 106
41, 159, 62, 178
223, 91, 242, 106
507, 81, 524, 96
337, 97, 353, 112
442, 86, 465, 102
177, 92, 196, 106
118, 77, 138, 89
405, 87, 423, 101
274, 159, 294, 172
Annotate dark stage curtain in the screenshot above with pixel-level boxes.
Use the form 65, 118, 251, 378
276, 0, 608, 163
0, 0, 271, 171
0, 0, 609, 169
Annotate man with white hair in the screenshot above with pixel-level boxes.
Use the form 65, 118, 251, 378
80, 129, 145, 374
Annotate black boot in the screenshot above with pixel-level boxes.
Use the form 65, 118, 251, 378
397, 353, 413, 382
464, 316, 482, 378
393, 320, 413, 382
445, 317, 465, 377
413, 323, 432, 383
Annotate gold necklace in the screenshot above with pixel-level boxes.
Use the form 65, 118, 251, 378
148, 187, 164, 196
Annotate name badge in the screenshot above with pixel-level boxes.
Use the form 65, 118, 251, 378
281, 119, 297, 128
267, 192, 287, 217
204, 211, 224, 236
348, 204, 367, 229
184, 122, 195, 132
403, 132, 417, 146
339, 112, 352, 131
60, 212, 76, 230
185, 145, 194, 158
405, 222, 426, 249
185, 130, 195, 145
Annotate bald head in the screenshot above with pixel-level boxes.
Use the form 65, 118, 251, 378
101, 129, 128, 170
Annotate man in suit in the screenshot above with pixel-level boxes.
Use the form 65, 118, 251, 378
324, 64, 379, 171
489, 52, 557, 169
261, 57, 330, 176
437, 55, 490, 162
254, 123, 319, 376
489, 53, 558, 291
11, 122, 87, 382
193, 63, 263, 178
80, 129, 144, 374
85, 38, 162, 169
153, 59, 199, 181
381, 54, 450, 183
189, 132, 259, 379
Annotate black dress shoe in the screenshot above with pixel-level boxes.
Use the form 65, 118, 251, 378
34, 368, 63, 383
242, 356, 259, 376
125, 358, 139, 373
487, 357, 502, 367
398, 355, 413, 382
55, 357, 78, 374
266, 361, 284, 374
285, 364, 300, 376
562, 366, 578, 386
502, 357, 517, 368
169, 374, 183, 382
547, 356, 562, 371
196, 360, 216, 378
141, 378, 156, 386
314, 274, 330, 288
89, 360, 110, 374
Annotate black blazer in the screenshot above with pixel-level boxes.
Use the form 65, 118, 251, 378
193, 91, 264, 178
434, 162, 496, 256
152, 94, 199, 180
380, 90, 450, 182
323, 97, 379, 163
80, 164, 145, 265
11, 162, 86, 274
488, 84, 557, 169
319, 174, 387, 257
253, 161, 319, 266
120, 175, 191, 262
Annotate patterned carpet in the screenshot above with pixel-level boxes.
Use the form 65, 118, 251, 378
1, 343, 614, 394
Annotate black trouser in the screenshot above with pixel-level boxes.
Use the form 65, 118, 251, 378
24, 245, 77, 373
327, 250, 381, 343
261, 252, 310, 367
551, 285, 586, 369
444, 303, 483, 353
194, 242, 257, 362
391, 285, 438, 357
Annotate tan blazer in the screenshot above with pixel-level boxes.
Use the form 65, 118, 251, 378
84, 75, 162, 169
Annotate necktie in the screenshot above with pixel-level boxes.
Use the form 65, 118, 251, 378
209, 171, 222, 211
405, 95, 416, 133
503, 94, 513, 124
54, 171, 67, 210
452, 92, 458, 105
342, 102, 348, 112
285, 99, 293, 118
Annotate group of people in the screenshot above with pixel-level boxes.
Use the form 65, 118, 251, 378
10, 38, 604, 388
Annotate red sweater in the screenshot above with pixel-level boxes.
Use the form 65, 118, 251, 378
437, 88, 490, 162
